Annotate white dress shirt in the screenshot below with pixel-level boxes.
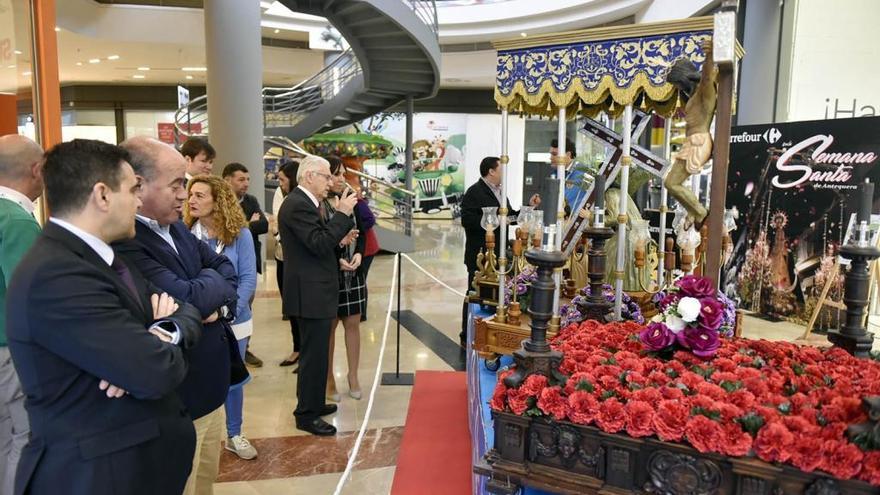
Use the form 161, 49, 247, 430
136, 214, 179, 254
0, 185, 35, 216
297, 185, 320, 208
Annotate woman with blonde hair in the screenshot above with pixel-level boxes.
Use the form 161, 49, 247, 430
184, 174, 259, 460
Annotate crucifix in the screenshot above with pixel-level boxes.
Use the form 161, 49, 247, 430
560, 110, 671, 257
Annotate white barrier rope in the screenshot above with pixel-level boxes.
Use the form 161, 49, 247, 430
333, 253, 400, 495
401, 253, 467, 298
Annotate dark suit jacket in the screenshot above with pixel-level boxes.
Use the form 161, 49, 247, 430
115, 220, 239, 420
279, 188, 353, 319
6, 222, 202, 495
460, 179, 518, 273
240, 193, 268, 274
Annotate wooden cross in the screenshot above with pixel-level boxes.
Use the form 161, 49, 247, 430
560, 110, 671, 257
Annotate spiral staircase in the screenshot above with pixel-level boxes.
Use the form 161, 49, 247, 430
174, 0, 441, 252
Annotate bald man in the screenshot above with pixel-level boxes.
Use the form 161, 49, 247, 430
0, 135, 43, 495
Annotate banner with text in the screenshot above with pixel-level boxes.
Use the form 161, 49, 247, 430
723, 116, 880, 324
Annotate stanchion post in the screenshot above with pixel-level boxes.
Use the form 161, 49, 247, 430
382, 253, 414, 386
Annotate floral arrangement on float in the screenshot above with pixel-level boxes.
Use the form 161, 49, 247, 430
560, 284, 644, 327
641, 275, 737, 358
503, 265, 538, 307
489, 315, 880, 485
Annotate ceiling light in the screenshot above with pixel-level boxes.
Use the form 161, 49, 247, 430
22, 71, 32, 76
76, 62, 83, 66
185, 75, 194, 80
13, 50, 21, 55
7, 65, 14, 69
274, 28, 280, 34
88, 58, 100, 64
181, 67, 207, 72
137, 67, 150, 71
132, 74, 145, 79
54, 27, 60, 32
107, 55, 120, 60
520, 32, 527, 37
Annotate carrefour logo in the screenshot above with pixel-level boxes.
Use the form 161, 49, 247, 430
763, 127, 782, 144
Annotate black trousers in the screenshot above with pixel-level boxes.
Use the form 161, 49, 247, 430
277, 259, 301, 352
293, 316, 332, 422
460, 265, 476, 341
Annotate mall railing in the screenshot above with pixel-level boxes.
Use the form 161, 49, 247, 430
263, 135, 414, 238
262, 48, 362, 129
406, 0, 439, 34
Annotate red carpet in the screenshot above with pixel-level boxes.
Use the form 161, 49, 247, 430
391, 370, 471, 495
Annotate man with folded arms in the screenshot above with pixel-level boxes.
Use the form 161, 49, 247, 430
6, 139, 202, 495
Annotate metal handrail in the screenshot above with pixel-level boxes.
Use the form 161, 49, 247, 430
347, 167, 415, 197
173, 1, 438, 141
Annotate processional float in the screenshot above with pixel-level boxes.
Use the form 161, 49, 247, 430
470, 13, 744, 366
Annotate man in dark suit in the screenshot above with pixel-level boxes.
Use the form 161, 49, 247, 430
459, 156, 540, 344
6, 139, 202, 495
279, 155, 358, 436
222, 162, 268, 368
116, 136, 240, 495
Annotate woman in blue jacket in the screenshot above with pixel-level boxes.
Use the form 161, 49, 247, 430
185, 175, 259, 460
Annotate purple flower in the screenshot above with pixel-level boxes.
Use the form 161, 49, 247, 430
676, 326, 721, 358
658, 292, 681, 311
639, 322, 677, 351
678, 275, 716, 298
698, 297, 724, 331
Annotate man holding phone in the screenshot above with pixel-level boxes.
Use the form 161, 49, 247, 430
278, 156, 358, 436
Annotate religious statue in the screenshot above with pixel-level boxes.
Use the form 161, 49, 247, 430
663, 40, 718, 228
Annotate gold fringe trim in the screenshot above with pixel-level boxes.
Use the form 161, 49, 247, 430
495, 71, 685, 118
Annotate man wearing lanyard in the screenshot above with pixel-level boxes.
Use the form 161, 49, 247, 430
0, 135, 43, 495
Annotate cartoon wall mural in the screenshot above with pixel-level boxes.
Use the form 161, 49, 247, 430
358, 112, 467, 217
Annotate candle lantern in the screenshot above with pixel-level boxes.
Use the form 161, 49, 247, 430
677, 227, 701, 274
829, 180, 879, 357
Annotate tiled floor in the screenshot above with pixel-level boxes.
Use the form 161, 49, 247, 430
213, 218, 878, 494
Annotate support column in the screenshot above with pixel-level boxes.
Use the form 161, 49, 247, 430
204, 0, 264, 203
29, 0, 61, 148
658, 117, 672, 285
497, 108, 509, 323
552, 107, 566, 322
706, 61, 735, 286
614, 105, 633, 320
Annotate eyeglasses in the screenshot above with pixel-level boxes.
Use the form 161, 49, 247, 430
310, 171, 332, 181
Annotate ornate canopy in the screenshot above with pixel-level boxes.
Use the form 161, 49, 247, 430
493, 17, 742, 118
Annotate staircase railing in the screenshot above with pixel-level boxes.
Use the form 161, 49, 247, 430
405, 0, 439, 34
173, 0, 437, 142
263, 135, 414, 237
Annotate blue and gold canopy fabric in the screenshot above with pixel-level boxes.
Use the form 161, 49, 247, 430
494, 17, 738, 118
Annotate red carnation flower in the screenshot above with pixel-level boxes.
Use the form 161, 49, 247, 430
630, 387, 662, 404
507, 389, 529, 415
625, 400, 655, 438
790, 436, 824, 473
821, 440, 863, 480
653, 400, 690, 442
859, 451, 880, 485
489, 382, 507, 411
537, 386, 569, 421
567, 391, 598, 425
695, 382, 727, 401
754, 421, 794, 463
660, 386, 685, 400
520, 374, 548, 397
596, 398, 626, 433
728, 389, 756, 410
685, 415, 723, 454
719, 422, 753, 457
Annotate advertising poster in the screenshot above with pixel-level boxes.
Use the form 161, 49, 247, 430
359, 112, 467, 217
723, 116, 880, 327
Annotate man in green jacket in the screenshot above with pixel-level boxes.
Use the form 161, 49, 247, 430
0, 134, 43, 495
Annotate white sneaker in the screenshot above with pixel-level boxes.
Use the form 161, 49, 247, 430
226, 435, 258, 460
